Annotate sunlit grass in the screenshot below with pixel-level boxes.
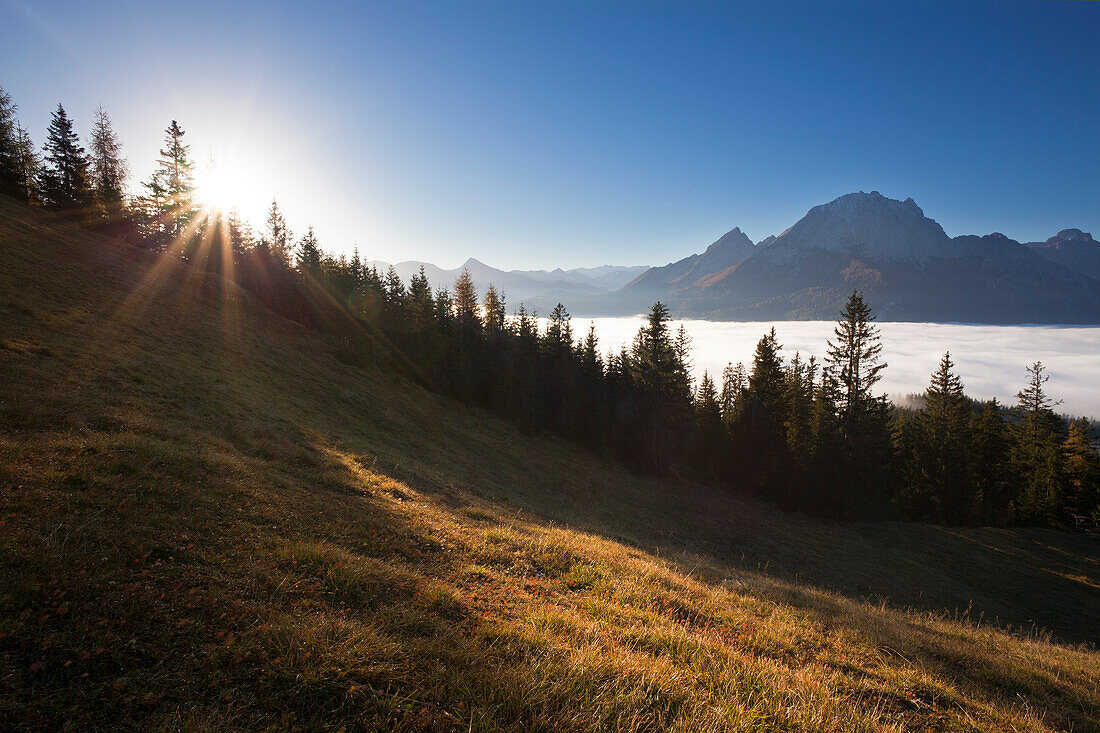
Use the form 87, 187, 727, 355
1, 197, 1098, 730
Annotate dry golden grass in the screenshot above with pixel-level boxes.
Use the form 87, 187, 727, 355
1, 197, 1098, 731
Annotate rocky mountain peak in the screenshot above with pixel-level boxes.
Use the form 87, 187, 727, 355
1050, 228, 1094, 244
773, 191, 951, 260
703, 226, 753, 254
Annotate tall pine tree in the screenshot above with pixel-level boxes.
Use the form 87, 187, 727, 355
825, 291, 890, 516
13, 124, 38, 204
142, 120, 196, 243
88, 106, 128, 222
1010, 362, 1065, 525
38, 104, 91, 212
0, 86, 21, 198
452, 268, 480, 329
905, 352, 973, 522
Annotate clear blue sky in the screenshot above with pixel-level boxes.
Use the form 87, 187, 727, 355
2, 0, 1098, 269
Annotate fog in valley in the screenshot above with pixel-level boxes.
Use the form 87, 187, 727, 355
555, 318, 1100, 418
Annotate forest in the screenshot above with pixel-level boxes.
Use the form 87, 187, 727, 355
3, 88, 1098, 529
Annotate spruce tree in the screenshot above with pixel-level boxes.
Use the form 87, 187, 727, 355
264, 198, 293, 265
38, 104, 91, 211
544, 302, 573, 357
783, 352, 816, 462
696, 372, 721, 425
629, 302, 692, 473
907, 352, 973, 522
452, 268, 481, 329
971, 399, 1009, 524
740, 328, 787, 495
88, 106, 128, 221
1063, 420, 1100, 520
720, 361, 747, 426
14, 124, 39, 204
826, 291, 886, 421
296, 226, 322, 275
225, 208, 253, 261
1010, 362, 1065, 524
0, 86, 21, 198
382, 265, 408, 327
142, 120, 196, 242
748, 327, 785, 432
408, 265, 434, 331
579, 322, 601, 373
689, 371, 725, 478
806, 364, 844, 514
483, 284, 506, 336
825, 291, 890, 515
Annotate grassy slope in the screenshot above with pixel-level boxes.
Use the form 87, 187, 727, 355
1, 196, 1098, 731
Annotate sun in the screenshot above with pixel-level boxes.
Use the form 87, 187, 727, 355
195, 158, 248, 214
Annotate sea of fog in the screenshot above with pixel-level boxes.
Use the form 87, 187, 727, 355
542, 318, 1100, 419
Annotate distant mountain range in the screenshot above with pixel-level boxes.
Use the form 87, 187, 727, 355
376, 192, 1100, 323
525, 191, 1100, 323
365, 258, 648, 303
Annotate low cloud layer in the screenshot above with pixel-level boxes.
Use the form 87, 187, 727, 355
561, 318, 1100, 420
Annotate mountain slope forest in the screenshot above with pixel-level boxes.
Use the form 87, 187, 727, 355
3, 195, 1100, 730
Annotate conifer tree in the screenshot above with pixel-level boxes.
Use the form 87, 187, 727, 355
264, 198, 293, 265
350, 247, 363, 282
38, 104, 91, 211
434, 287, 453, 328
825, 291, 890, 514
579, 322, 601, 373
737, 328, 787, 494
382, 265, 409, 328
674, 324, 692, 373
629, 302, 692, 473
452, 268, 480, 328
142, 120, 195, 242
88, 106, 128, 221
826, 291, 886, 421
696, 372, 721, 424
720, 361, 747, 426
906, 352, 973, 522
748, 328, 785, 432
1011, 362, 1065, 524
783, 352, 816, 459
408, 265, 434, 331
630, 303, 678, 395
225, 208, 253, 260
544, 302, 573, 357
483, 284, 506, 336
688, 371, 725, 477
13, 124, 39, 204
1063, 420, 1100, 520
296, 227, 322, 275
971, 399, 1009, 524
0, 86, 21, 198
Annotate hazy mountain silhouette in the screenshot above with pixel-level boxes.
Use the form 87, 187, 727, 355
546, 191, 1100, 323
366, 258, 648, 302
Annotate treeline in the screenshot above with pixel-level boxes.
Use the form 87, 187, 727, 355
3, 88, 1098, 528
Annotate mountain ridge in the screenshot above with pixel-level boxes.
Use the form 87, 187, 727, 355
372, 191, 1098, 323
367, 258, 648, 302
605, 191, 1100, 323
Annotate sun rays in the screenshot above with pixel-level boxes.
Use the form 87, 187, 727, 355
195, 157, 250, 215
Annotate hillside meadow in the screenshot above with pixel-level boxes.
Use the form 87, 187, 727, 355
1, 197, 1099, 730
